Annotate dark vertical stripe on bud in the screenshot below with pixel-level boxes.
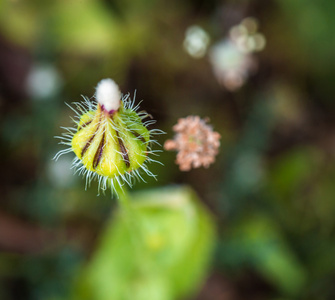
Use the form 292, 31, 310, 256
77, 120, 92, 132
116, 130, 130, 168
128, 127, 146, 143
81, 115, 101, 158
93, 132, 105, 169
81, 134, 95, 158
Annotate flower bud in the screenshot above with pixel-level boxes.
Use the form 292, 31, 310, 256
55, 79, 162, 193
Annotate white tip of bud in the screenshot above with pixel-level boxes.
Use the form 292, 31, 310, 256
95, 78, 121, 113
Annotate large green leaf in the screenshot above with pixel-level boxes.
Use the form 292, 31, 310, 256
72, 186, 216, 300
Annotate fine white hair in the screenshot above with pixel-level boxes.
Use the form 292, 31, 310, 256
95, 78, 121, 112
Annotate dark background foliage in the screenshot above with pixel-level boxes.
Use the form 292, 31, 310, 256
1, 0, 335, 299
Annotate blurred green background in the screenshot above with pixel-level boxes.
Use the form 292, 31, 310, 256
1, 0, 335, 299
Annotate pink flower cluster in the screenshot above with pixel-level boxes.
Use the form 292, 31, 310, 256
164, 116, 221, 171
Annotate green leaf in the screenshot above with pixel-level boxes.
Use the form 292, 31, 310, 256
222, 214, 307, 296
72, 186, 216, 300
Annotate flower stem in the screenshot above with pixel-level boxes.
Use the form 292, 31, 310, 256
113, 179, 142, 243
114, 180, 131, 210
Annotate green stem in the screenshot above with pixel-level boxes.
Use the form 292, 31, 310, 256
113, 179, 143, 244
114, 180, 131, 210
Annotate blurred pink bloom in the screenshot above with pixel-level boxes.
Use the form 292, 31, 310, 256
164, 116, 221, 171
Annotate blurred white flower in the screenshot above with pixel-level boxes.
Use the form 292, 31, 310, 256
48, 156, 76, 188
209, 39, 257, 91
183, 25, 210, 59
209, 17, 266, 91
230, 17, 266, 53
26, 64, 62, 100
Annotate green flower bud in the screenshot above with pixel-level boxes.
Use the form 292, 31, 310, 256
54, 79, 162, 193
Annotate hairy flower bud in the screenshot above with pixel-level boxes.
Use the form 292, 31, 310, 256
54, 79, 162, 193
